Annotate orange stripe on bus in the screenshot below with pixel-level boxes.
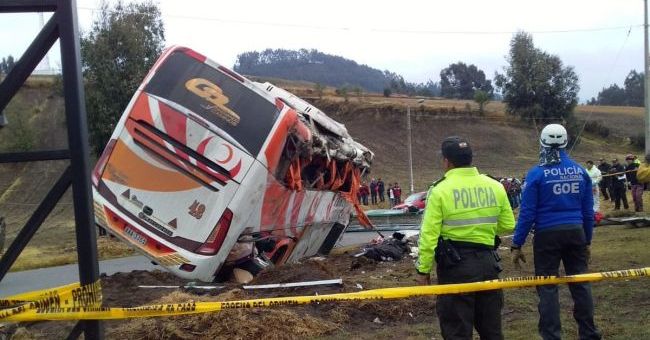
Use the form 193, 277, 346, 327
104, 139, 202, 192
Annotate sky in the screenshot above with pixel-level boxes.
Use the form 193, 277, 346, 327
0, 0, 645, 101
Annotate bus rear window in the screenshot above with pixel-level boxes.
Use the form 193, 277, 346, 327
144, 51, 278, 155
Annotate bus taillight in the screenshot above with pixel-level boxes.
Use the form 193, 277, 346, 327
196, 209, 233, 255
92, 139, 117, 187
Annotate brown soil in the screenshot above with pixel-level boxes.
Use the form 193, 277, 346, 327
14, 250, 436, 339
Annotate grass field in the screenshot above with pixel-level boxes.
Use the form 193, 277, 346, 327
318, 224, 650, 340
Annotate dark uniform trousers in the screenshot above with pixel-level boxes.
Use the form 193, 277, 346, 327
598, 179, 610, 200
436, 248, 503, 340
533, 227, 601, 340
610, 183, 628, 210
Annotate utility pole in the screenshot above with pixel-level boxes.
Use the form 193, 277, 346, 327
645, 0, 650, 155
407, 106, 414, 193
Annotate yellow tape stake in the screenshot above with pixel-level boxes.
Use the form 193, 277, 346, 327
1, 267, 648, 322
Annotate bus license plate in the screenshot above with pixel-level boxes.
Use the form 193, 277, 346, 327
124, 226, 147, 246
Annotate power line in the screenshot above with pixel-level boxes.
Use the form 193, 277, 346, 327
371, 25, 642, 36
569, 26, 634, 154
76, 6, 642, 35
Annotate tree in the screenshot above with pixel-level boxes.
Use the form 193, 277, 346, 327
623, 70, 644, 106
81, 0, 165, 155
352, 86, 362, 100
440, 62, 493, 99
473, 90, 490, 115
596, 84, 626, 106
383, 87, 392, 97
6, 56, 14, 73
495, 32, 579, 125
314, 83, 325, 99
593, 70, 644, 107
0, 55, 15, 75
336, 86, 349, 103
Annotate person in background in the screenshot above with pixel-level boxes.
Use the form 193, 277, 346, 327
388, 184, 395, 207
501, 178, 516, 209
360, 182, 370, 205
609, 159, 629, 210
378, 178, 386, 203
510, 178, 522, 209
511, 124, 600, 340
597, 159, 611, 201
585, 160, 602, 213
369, 178, 378, 205
393, 183, 402, 204
625, 154, 643, 212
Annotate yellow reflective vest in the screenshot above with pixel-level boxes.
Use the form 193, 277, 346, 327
416, 167, 515, 274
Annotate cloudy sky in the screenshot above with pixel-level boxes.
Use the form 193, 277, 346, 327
0, 0, 645, 101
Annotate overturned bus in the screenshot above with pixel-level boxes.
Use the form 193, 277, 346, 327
91, 46, 374, 282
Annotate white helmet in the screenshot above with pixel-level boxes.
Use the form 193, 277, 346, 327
540, 124, 568, 148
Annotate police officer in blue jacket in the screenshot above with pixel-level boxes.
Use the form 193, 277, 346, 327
511, 124, 601, 340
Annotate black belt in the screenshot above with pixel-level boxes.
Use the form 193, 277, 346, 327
448, 240, 493, 251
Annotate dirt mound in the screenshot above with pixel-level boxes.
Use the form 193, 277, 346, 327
104, 253, 435, 339
16, 251, 439, 339
110, 306, 338, 340
252, 258, 339, 284
101, 270, 187, 307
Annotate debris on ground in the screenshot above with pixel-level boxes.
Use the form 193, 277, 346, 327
356, 232, 415, 262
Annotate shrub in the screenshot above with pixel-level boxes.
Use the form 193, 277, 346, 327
630, 133, 645, 149
583, 120, 610, 138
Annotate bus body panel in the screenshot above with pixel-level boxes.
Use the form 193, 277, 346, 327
93, 46, 369, 282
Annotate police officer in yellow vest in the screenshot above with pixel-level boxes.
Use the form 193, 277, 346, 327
416, 136, 515, 340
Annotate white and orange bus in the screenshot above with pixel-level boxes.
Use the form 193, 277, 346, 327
92, 46, 373, 282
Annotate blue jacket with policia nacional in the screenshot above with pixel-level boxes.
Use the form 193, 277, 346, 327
513, 150, 595, 247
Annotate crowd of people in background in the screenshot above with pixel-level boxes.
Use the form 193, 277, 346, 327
489, 153, 648, 214
358, 153, 648, 214
358, 178, 402, 207
499, 177, 523, 210
592, 154, 645, 212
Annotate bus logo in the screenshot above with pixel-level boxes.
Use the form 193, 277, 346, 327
188, 200, 206, 219
185, 78, 241, 126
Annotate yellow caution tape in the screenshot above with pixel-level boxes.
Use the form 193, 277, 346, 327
0, 280, 102, 321
0, 267, 647, 322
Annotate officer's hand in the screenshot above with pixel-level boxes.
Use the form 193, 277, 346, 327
586, 245, 592, 264
511, 247, 526, 270
416, 272, 431, 286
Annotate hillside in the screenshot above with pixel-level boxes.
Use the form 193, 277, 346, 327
234, 49, 389, 92
313, 97, 636, 190
234, 48, 439, 96
0, 78, 642, 271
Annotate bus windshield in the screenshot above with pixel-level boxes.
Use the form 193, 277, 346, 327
144, 51, 279, 155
